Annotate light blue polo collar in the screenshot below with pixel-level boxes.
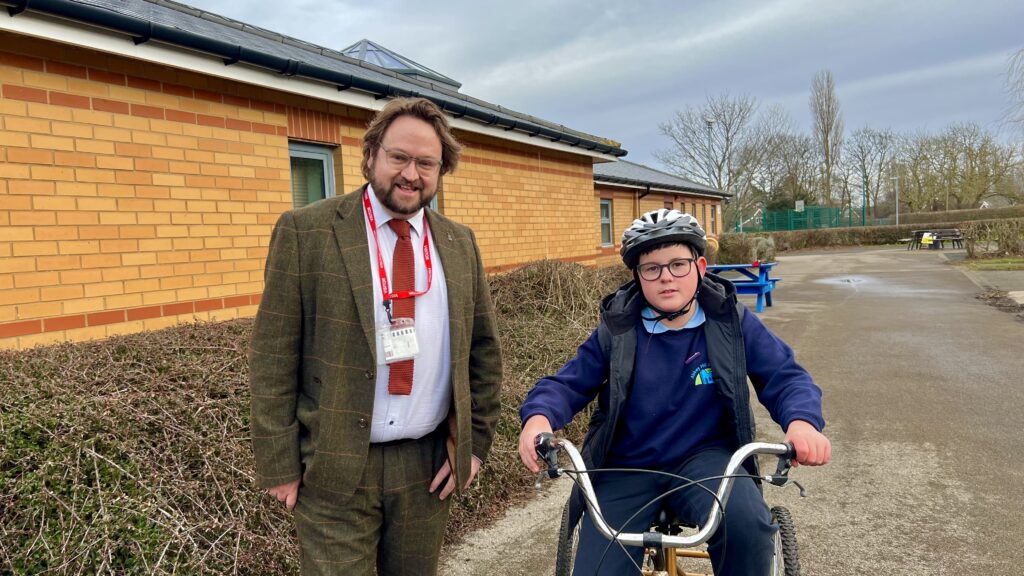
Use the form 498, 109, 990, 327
641, 303, 705, 334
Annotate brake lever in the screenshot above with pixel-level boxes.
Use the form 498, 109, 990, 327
765, 446, 808, 497
533, 432, 562, 489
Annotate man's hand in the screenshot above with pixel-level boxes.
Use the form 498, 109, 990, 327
429, 456, 482, 500
784, 419, 832, 467
517, 414, 554, 473
267, 479, 301, 511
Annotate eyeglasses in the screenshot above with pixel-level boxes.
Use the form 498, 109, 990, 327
637, 258, 695, 281
379, 145, 442, 174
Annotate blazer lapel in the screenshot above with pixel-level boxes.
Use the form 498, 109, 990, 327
334, 187, 378, 360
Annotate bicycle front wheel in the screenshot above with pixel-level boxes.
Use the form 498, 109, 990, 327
769, 506, 800, 576
554, 500, 580, 576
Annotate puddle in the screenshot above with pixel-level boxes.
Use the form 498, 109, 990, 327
814, 276, 958, 296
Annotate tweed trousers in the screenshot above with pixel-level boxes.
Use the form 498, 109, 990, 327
292, 428, 451, 576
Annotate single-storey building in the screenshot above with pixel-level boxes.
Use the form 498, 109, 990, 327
0, 0, 724, 350
593, 160, 729, 266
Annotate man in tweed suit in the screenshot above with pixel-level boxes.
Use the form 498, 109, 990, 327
249, 97, 503, 575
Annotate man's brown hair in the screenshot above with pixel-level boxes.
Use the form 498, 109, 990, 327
361, 97, 462, 181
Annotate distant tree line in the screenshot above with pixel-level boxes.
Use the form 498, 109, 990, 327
657, 59, 1024, 230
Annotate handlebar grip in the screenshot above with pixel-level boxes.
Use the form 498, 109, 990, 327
534, 432, 561, 477
782, 442, 797, 460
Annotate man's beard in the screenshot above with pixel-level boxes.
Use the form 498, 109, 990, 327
372, 175, 438, 215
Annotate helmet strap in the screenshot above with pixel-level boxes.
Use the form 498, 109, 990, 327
637, 270, 703, 323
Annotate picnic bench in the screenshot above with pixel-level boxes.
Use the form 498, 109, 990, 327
903, 228, 963, 250
706, 261, 779, 313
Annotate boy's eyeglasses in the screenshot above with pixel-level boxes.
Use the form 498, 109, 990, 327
379, 145, 442, 174
637, 258, 695, 281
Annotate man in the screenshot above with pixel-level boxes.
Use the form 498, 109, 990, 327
518, 209, 830, 575
250, 97, 503, 575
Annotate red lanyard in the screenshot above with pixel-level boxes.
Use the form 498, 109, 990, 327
363, 190, 433, 306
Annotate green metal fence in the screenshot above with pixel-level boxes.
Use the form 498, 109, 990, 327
740, 206, 868, 232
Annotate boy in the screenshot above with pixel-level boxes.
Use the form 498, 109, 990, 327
518, 209, 830, 575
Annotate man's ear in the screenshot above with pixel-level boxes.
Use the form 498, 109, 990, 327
697, 256, 708, 274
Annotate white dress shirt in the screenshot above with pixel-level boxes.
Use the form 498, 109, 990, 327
363, 185, 452, 442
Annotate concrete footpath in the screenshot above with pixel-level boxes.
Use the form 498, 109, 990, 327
440, 246, 1024, 576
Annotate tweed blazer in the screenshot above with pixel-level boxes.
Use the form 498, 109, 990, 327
249, 186, 503, 497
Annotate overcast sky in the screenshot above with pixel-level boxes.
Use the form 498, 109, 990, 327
192, 0, 1022, 167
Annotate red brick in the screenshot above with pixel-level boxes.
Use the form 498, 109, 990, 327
3, 84, 47, 103
252, 100, 276, 113
193, 89, 223, 103
46, 61, 89, 79
195, 298, 223, 312
253, 123, 277, 135
225, 118, 251, 131
0, 320, 42, 338
162, 83, 194, 98
88, 69, 126, 86
126, 305, 162, 321
196, 114, 225, 128
251, 293, 262, 305
86, 310, 125, 326
127, 75, 162, 91
223, 95, 250, 108
131, 104, 164, 119
0, 53, 45, 71
163, 302, 194, 316
93, 98, 130, 114
49, 91, 91, 109
166, 109, 197, 124
277, 126, 289, 136
44, 315, 87, 331
223, 295, 250, 308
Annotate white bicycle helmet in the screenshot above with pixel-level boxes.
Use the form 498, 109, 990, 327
620, 209, 707, 268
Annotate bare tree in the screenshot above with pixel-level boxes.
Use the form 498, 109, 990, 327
810, 70, 844, 206
656, 93, 759, 195
847, 127, 895, 218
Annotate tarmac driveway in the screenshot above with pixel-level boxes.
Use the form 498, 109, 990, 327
441, 246, 1024, 576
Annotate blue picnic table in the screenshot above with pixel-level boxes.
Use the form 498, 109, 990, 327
706, 262, 779, 313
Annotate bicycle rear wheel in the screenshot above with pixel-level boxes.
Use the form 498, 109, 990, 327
555, 500, 580, 576
769, 506, 800, 576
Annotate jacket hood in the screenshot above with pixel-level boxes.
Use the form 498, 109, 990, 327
600, 272, 738, 334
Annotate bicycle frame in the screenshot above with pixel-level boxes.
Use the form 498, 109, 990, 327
536, 435, 796, 550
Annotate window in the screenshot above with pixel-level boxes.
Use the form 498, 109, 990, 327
690, 202, 697, 217
600, 199, 613, 246
289, 142, 336, 208
710, 205, 717, 234
701, 204, 707, 228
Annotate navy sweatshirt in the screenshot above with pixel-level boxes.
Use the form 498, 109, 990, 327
520, 304, 824, 469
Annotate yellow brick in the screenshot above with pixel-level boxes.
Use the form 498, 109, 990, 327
6, 117, 51, 134
0, 288, 39, 306
75, 169, 116, 183
26, 102, 73, 121
113, 114, 149, 130
3, 257, 36, 273
12, 241, 57, 257
97, 212, 137, 225
0, 96, 28, 115
18, 331, 69, 348
0, 130, 31, 147
142, 289, 177, 305
12, 210, 57, 226
29, 134, 74, 152
138, 238, 173, 252
133, 131, 166, 146
40, 284, 84, 301
105, 293, 143, 309
137, 212, 170, 225
145, 92, 180, 108
96, 156, 134, 170
84, 281, 123, 297
34, 226, 78, 241
62, 325, 110, 342
121, 252, 157, 266
13, 271, 59, 289
71, 109, 114, 127
176, 287, 208, 301
152, 146, 186, 161
51, 122, 94, 139
76, 139, 116, 154
30, 165, 76, 181
15, 300, 62, 319
0, 164, 31, 179
67, 78, 109, 98
142, 315, 179, 330
107, 85, 147, 103
93, 126, 132, 142
152, 174, 185, 186
0, 227, 33, 242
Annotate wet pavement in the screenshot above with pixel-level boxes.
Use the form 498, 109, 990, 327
441, 246, 1024, 576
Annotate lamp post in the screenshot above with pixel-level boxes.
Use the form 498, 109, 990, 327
889, 173, 900, 228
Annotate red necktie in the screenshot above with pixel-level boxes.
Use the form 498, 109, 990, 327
387, 219, 415, 395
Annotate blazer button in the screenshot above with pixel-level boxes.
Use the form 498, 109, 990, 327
357, 418, 368, 429
312, 376, 321, 385
364, 370, 374, 380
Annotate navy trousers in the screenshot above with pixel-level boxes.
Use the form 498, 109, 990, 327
572, 447, 776, 576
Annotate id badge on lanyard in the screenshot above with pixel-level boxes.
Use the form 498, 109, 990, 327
364, 190, 432, 366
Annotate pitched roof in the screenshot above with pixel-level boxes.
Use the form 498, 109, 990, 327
14, 0, 626, 157
594, 160, 727, 197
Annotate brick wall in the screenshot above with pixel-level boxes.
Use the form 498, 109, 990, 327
0, 33, 609, 349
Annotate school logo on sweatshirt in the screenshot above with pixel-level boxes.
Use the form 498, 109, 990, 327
690, 362, 714, 386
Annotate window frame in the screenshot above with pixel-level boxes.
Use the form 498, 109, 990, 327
288, 141, 337, 208
600, 198, 614, 247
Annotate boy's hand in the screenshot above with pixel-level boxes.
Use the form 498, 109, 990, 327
784, 419, 831, 467
518, 414, 553, 473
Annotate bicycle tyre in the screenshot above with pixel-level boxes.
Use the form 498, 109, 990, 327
554, 499, 580, 576
769, 506, 800, 576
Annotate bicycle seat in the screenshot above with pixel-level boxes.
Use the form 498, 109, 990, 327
654, 508, 696, 535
